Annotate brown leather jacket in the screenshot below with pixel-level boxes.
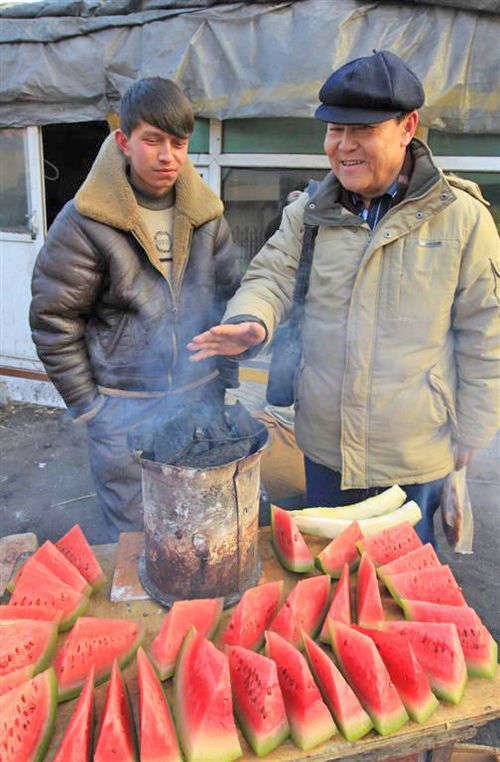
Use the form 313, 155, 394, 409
30, 134, 241, 420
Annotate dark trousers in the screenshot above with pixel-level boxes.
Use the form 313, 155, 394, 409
304, 457, 446, 546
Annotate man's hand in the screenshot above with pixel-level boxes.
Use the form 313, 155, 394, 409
454, 443, 477, 471
187, 322, 266, 361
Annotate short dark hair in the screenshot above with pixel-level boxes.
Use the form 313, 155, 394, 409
120, 77, 194, 138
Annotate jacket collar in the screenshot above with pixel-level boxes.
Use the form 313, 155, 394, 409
74, 131, 223, 288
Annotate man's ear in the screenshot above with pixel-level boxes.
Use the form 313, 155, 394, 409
401, 111, 419, 147
115, 129, 130, 156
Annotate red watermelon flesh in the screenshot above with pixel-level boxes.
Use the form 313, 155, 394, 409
315, 521, 362, 577
56, 524, 106, 591
265, 631, 336, 751
8, 557, 90, 631
383, 565, 466, 607
356, 554, 385, 627
271, 505, 314, 573
382, 621, 467, 704
302, 633, 372, 741
228, 645, 290, 757
0, 619, 58, 678
15, 541, 91, 596
0, 665, 35, 698
269, 575, 330, 649
354, 626, 439, 724
53, 665, 95, 762
319, 563, 351, 643
150, 597, 223, 681
54, 616, 143, 701
221, 580, 283, 651
357, 521, 422, 566
173, 628, 242, 762
94, 660, 137, 762
136, 647, 182, 762
401, 599, 498, 678
0, 604, 63, 628
0, 667, 57, 762
378, 543, 440, 578
329, 622, 409, 735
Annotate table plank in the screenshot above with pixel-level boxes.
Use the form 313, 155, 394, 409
45, 530, 499, 761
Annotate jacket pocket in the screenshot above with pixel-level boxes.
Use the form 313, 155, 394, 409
105, 313, 129, 356
428, 365, 458, 436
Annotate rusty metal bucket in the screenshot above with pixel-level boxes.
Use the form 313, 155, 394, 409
137, 429, 269, 608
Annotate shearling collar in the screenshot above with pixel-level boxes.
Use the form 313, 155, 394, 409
75, 131, 223, 228
74, 131, 223, 289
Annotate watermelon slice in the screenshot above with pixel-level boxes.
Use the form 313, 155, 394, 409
54, 616, 143, 701
0, 664, 36, 698
401, 599, 498, 678
150, 597, 223, 681
0, 667, 57, 762
382, 621, 468, 704
315, 521, 362, 577
0, 619, 58, 678
94, 660, 137, 762
302, 633, 372, 741
56, 524, 106, 591
319, 562, 351, 643
269, 575, 330, 649
173, 628, 242, 762
270, 505, 314, 573
228, 645, 290, 757
13, 540, 91, 597
53, 665, 95, 762
329, 622, 409, 735
136, 647, 182, 762
265, 631, 336, 751
356, 521, 422, 566
356, 553, 385, 627
8, 557, 90, 631
377, 543, 440, 578
383, 565, 466, 607
0, 604, 63, 628
220, 581, 283, 651
355, 626, 439, 723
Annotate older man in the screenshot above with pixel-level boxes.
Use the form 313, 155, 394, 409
188, 51, 500, 545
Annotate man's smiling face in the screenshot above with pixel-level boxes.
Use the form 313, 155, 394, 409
323, 112, 418, 202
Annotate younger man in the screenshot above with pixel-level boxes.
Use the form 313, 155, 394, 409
30, 77, 241, 540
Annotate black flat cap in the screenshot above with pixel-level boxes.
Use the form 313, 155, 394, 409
315, 50, 424, 124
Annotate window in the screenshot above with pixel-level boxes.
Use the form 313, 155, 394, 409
0, 129, 29, 233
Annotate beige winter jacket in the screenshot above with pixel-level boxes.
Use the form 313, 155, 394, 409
224, 140, 500, 488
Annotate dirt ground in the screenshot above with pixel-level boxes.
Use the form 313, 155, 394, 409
0, 398, 498, 747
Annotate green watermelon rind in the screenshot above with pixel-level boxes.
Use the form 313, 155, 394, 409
400, 599, 498, 679
173, 627, 242, 762
0, 667, 58, 762
270, 506, 314, 573
329, 622, 409, 736
0, 618, 59, 679
56, 621, 144, 702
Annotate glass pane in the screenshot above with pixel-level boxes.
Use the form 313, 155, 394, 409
450, 171, 500, 233
189, 118, 209, 153
429, 131, 500, 156
222, 167, 327, 268
0, 129, 29, 232
223, 118, 326, 154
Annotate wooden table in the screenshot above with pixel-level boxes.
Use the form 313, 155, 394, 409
45, 529, 499, 762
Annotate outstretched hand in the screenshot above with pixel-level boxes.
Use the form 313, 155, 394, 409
187, 322, 266, 361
